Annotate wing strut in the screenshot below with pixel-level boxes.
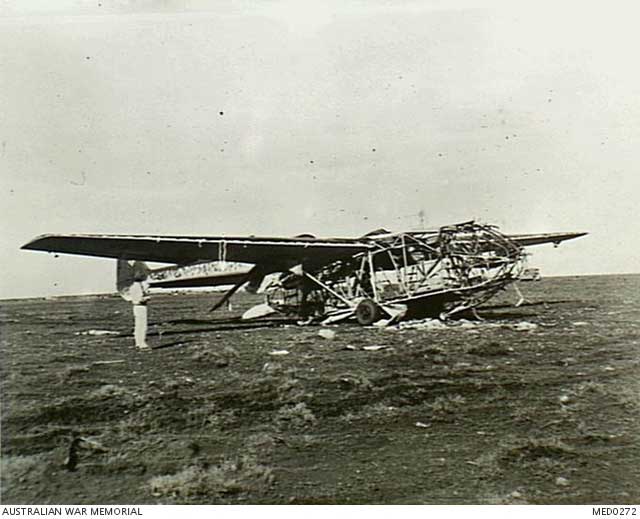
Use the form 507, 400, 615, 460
209, 267, 257, 312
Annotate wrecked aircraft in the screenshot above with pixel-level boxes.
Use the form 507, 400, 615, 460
23, 221, 586, 325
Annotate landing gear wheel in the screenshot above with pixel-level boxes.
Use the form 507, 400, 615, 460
355, 298, 381, 326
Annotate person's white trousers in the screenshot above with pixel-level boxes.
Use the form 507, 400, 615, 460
133, 304, 149, 348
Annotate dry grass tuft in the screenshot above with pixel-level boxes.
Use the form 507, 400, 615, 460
89, 384, 131, 400
276, 402, 317, 428
428, 394, 467, 421
499, 438, 577, 465
148, 455, 273, 500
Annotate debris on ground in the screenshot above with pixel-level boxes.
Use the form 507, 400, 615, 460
555, 477, 570, 487
268, 350, 290, 356
373, 319, 392, 327
398, 318, 448, 330
362, 345, 389, 351
391, 318, 544, 333
457, 320, 479, 329
75, 329, 120, 336
509, 321, 538, 332
379, 303, 408, 325
415, 421, 430, 428
318, 329, 337, 340
320, 309, 354, 325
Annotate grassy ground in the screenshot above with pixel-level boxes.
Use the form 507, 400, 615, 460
1, 274, 639, 504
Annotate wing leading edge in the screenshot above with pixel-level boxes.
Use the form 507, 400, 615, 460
21, 234, 371, 267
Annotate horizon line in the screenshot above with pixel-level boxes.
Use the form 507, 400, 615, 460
2, 271, 639, 302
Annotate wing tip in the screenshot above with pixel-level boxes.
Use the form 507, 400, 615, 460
551, 231, 588, 247
21, 234, 57, 251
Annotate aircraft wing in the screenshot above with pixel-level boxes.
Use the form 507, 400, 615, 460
507, 232, 588, 248
22, 234, 370, 267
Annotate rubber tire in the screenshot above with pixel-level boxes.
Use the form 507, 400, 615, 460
355, 298, 381, 326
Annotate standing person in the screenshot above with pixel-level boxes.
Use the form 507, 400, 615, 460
129, 269, 151, 350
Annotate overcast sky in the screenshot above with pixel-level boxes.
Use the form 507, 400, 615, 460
1, 1, 639, 299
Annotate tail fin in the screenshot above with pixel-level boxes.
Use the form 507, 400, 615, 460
116, 260, 150, 300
